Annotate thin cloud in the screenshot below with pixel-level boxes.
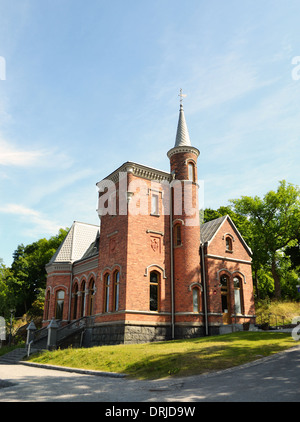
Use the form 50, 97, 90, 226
0, 203, 61, 237
0, 139, 44, 167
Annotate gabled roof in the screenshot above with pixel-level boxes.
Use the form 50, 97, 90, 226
200, 215, 252, 256
47, 221, 99, 265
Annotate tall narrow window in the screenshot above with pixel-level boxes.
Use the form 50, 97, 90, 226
104, 274, 110, 313
226, 236, 233, 251
233, 276, 243, 314
113, 271, 120, 311
174, 224, 182, 246
55, 290, 65, 320
45, 290, 50, 320
221, 275, 229, 313
193, 288, 200, 313
151, 193, 159, 215
73, 284, 78, 319
88, 280, 95, 316
150, 271, 159, 311
80, 281, 86, 317
188, 163, 195, 182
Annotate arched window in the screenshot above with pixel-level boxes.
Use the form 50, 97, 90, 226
188, 162, 195, 182
233, 276, 243, 314
73, 283, 78, 319
192, 287, 200, 313
80, 281, 86, 317
104, 274, 110, 313
55, 290, 65, 320
113, 271, 120, 312
220, 275, 230, 314
88, 280, 95, 316
45, 290, 50, 320
174, 223, 182, 246
150, 271, 159, 311
226, 236, 233, 251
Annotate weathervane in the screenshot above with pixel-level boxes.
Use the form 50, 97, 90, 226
179, 88, 187, 106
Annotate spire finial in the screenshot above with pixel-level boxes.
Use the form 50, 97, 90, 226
178, 88, 187, 108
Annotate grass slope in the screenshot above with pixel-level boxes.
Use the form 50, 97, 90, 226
27, 332, 298, 380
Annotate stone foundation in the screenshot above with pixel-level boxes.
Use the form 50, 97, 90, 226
83, 323, 172, 347
81, 322, 218, 347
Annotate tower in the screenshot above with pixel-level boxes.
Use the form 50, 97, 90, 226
167, 92, 202, 336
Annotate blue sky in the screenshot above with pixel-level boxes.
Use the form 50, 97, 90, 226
0, 0, 299, 266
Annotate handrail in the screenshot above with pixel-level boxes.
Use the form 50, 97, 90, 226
27, 340, 34, 357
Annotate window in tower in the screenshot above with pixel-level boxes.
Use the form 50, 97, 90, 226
151, 193, 159, 216
188, 162, 195, 182
174, 223, 182, 246
192, 287, 200, 313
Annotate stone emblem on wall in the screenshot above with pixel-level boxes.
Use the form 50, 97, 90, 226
150, 236, 161, 253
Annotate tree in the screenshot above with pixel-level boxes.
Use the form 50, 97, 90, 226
0, 259, 14, 316
231, 180, 300, 299
7, 228, 68, 316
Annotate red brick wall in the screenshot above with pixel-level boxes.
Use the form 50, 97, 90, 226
97, 174, 129, 317
43, 270, 71, 324
126, 172, 171, 318
204, 218, 255, 324
170, 150, 201, 316
96, 172, 172, 325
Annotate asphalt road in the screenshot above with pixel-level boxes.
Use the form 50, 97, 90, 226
0, 345, 299, 402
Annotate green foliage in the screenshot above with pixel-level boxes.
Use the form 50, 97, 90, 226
230, 181, 300, 299
204, 181, 300, 300
0, 228, 68, 318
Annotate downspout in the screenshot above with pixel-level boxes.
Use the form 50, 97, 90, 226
200, 244, 209, 336
68, 262, 73, 322
170, 181, 175, 340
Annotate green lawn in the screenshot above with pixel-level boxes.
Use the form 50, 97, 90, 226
27, 331, 298, 380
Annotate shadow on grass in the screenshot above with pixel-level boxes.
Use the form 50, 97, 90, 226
123, 332, 295, 380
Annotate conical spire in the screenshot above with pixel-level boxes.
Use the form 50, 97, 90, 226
167, 90, 199, 160
174, 103, 192, 147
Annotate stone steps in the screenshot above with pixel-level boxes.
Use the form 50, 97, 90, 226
0, 347, 39, 364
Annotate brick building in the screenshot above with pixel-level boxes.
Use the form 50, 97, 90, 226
44, 101, 255, 345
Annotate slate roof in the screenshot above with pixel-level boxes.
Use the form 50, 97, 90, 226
175, 104, 192, 147
200, 215, 227, 244
48, 221, 99, 265
80, 232, 100, 261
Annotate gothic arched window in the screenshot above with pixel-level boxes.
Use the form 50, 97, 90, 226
104, 274, 110, 313
188, 162, 195, 182
113, 271, 120, 312
55, 290, 65, 320
150, 271, 160, 311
